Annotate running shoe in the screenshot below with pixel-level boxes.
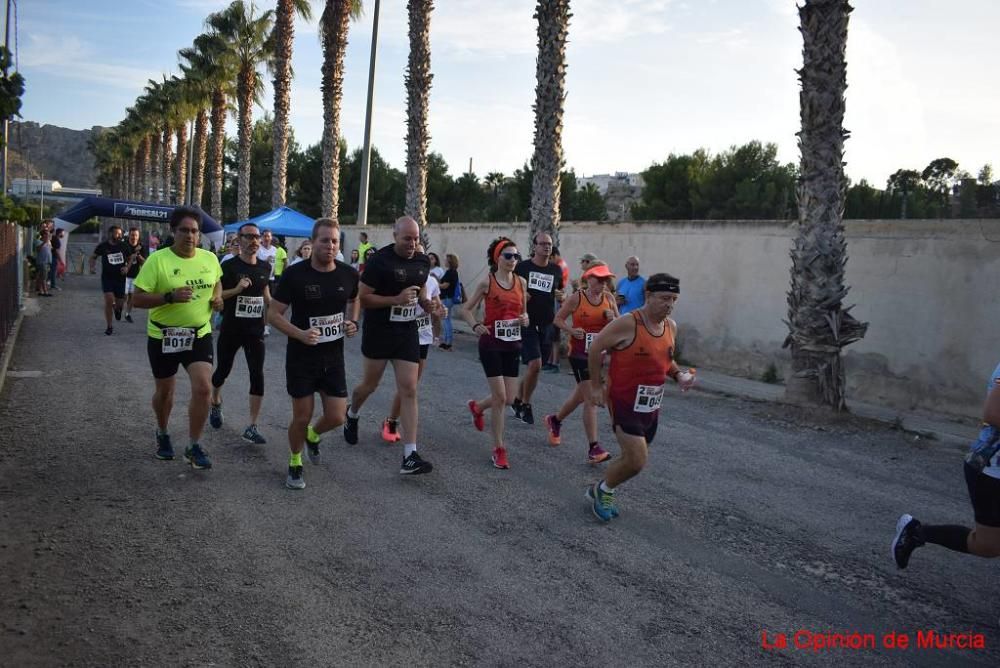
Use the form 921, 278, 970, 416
468, 400, 485, 432
545, 414, 562, 446
521, 403, 535, 425
114, 307, 122, 321
510, 398, 523, 421
543, 363, 560, 373
491, 446, 510, 469
286, 465, 305, 490
184, 443, 213, 470
586, 482, 619, 522
343, 412, 359, 445
400, 451, 433, 475
587, 443, 612, 465
125, 313, 134, 323
104, 326, 113, 336
382, 418, 401, 443
891, 513, 924, 569
242, 424, 267, 444
306, 424, 322, 464
209, 402, 223, 429
155, 431, 174, 460
264, 325, 271, 337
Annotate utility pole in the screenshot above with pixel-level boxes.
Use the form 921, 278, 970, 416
1, 0, 12, 197
185, 118, 195, 205
357, 0, 381, 227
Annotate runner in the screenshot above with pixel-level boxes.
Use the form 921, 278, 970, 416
132, 206, 223, 470
344, 216, 435, 475
268, 218, 359, 489
381, 244, 445, 444
461, 237, 529, 469
543, 246, 572, 373
546, 261, 618, 464
123, 227, 147, 323
892, 363, 1000, 568
510, 232, 564, 424
585, 273, 695, 521
257, 228, 278, 336
208, 222, 272, 445
90, 225, 130, 335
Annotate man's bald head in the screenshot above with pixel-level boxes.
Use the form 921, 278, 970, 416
625, 256, 640, 279
393, 216, 421, 258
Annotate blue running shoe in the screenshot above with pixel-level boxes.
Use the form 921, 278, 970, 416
155, 431, 174, 460
586, 482, 618, 522
184, 443, 212, 470
209, 403, 223, 429
242, 424, 266, 444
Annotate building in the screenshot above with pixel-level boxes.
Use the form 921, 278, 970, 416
577, 172, 645, 195
10, 178, 102, 203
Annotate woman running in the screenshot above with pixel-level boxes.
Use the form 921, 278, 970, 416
462, 237, 529, 469
546, 262, 617, 464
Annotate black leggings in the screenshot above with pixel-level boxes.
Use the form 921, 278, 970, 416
212, 329, 265, 396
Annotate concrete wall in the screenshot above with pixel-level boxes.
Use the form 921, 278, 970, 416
339, 219, 1000, 419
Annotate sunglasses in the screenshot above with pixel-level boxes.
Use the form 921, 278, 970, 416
176, 227, 200, 235
501, 252, 521, 261
240, 233, 261, 240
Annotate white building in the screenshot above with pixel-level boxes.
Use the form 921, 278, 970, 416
577, 172, 644, 195
10, 178, 101, 199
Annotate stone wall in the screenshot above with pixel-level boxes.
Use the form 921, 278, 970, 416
340, 219, 1000, 419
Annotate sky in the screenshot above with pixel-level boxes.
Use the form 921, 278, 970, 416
14, 0, 1000, 187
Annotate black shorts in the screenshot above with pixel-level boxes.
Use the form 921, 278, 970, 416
965, 462, 1000, 528
570, 356, 590, 383
286, 357, 348, 399
102, 275, 126, 298
147, 334, 214, 379
420, 344, 430, 361
362, 326, 421, 364
479, 342, 520, 378
520, 323, 554, 364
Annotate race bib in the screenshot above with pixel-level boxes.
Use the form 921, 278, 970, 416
633, 384, 663, 413
310, 313, 344, 343
107, 252, 124, 265
416, 313, 432, 336
528, 271, 554, 293
390, 302, 419, 322
161, 327, 196, 353
494, 318, 521, 342
585, 332, 596, 352
235, 295, 264, 318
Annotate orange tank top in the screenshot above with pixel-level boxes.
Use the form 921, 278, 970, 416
569, 290, 614, 358
483, 272, 524, 343
607, 311, 675, 408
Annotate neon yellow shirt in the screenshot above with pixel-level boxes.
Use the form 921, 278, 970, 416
274, 246, 288, 276
134, 247, 222, 339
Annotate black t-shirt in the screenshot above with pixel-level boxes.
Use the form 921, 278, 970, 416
515, 259, 563, 326
440, 268, 459, 300
360, 244, 431, 331
219, 256, 271, 336
125, 242, 148, 279
273, 260, 359, 364
93, 241, 129, 280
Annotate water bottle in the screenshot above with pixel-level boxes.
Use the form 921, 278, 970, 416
965, 425, 1000, 472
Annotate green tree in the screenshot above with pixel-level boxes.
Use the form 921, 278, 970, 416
572, 183, 606, 221
921, 157, 958, 216
0, 47, 25, 150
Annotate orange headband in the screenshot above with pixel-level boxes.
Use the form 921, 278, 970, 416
492, 240, 513, 265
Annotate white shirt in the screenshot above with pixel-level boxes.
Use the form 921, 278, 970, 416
257, 245, 278, 279
418, 275, 441, 346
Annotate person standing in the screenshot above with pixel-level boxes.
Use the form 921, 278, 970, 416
289, 240, 312, 267
511, 232, 564, 424
269, 218, 359, 489
616, 256, 646, 315
357, 231, 374, 266
53, 228, 68, 283
585, 273, 695, 521
132, 206, 224, 470
90, 226, 130, 335
34, 229, 53, 297
123, 227, 147, 323
344, 216, 435, 475
209, 222, 272, 445
438, 253, 461, 351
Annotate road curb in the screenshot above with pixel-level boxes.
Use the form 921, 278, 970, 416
0, 308, 25, 398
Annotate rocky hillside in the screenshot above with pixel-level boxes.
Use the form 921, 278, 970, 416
6, 121, 104, 189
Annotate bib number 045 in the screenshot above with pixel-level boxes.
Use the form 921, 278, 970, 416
633, 384, 663, 413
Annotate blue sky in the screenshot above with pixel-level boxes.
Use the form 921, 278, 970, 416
15, 0, 1000, 187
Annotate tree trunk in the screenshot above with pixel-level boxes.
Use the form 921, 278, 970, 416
530, 0, 571, 248
405, 0, 434, 248
320, 0, 352, 220
150, 130, 162, 203
237, 67, 255, 222
783, 0, 868, 411
272, 0, 295, 209
210, 88, 227, 222
161, 125, 174, 205
138, 136, 150, 201
192, 108, 209, 209
175, 123, 188, 206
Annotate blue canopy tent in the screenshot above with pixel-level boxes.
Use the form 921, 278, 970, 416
223, 206, 316, 238
53, 197, 225, 248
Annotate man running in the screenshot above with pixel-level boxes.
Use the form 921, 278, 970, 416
892, 363, 1000, 568
511, 232, 564, 424
585, 273, 695, 521
209, 222, 272, 445
123, 227, 147, 323
257, 228, 278, 336
132, 206, 223, 470
90, 225, 130, 335
344, 216, 435, 475
269, 218, 359, 489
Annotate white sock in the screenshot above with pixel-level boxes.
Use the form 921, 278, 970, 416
599, 480, 615, 493
404, 443, 417, 457
347, 407, 359, 419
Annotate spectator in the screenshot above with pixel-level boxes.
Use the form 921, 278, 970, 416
439, 253, 460, 350
51, 227, 67, 288
349, 248, 360, 271
34, 229, 53, 297
616, 256, 646, 314
428, 252, 445, 280
357, 231, 374, 264
289, 240, 312, 266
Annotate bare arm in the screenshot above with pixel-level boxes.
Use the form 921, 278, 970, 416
554, 292, 584, 338
267, 298, 317, 345
984, 385, 1000, 427
587, 315, 635, 406
358, 282, 419, 309
460, 278, 490, 335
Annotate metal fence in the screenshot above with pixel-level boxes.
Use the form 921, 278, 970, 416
0, 221, 24, 354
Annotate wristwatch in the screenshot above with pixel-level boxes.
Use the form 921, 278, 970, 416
163, 291, 174, 304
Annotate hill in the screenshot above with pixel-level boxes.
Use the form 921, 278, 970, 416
6, 121, 105, 189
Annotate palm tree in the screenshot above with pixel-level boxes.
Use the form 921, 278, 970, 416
405, 0, 433, 246
529, 0, 571, 246
784, 0, 867, 410
271, 0, 313, 208
207, 0, 274, 222
319, 0, 362, 219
